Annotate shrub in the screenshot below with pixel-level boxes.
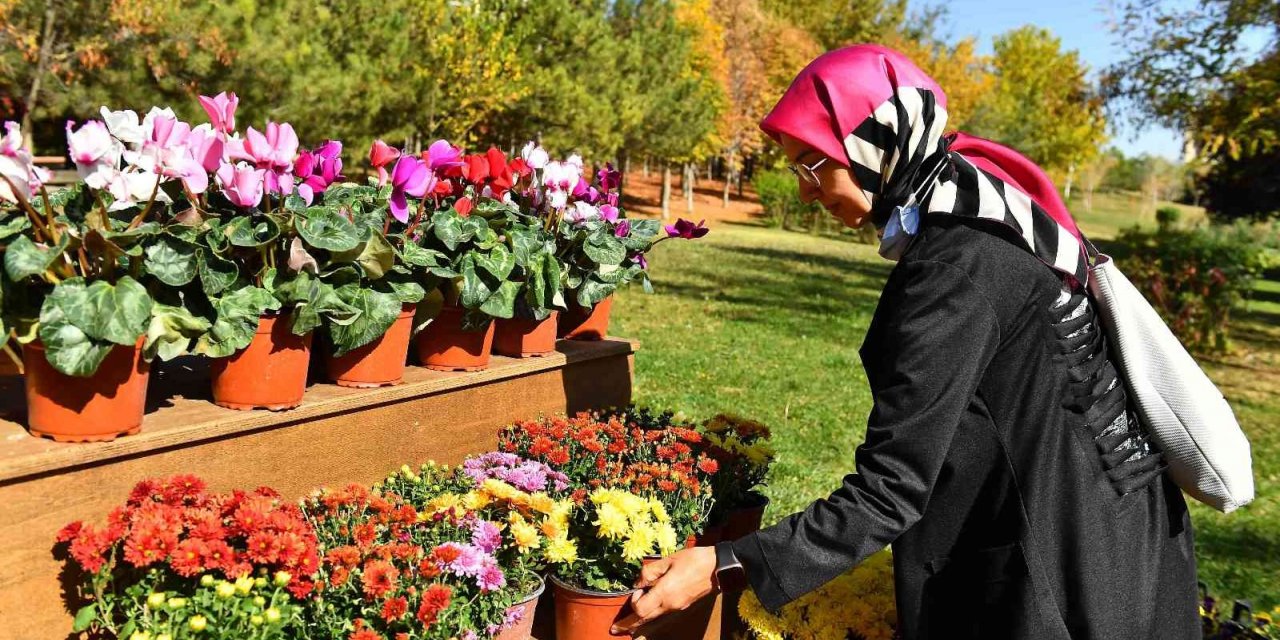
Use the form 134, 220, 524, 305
1115, 223, 1267, 352
1157, 205, 1183, 229
752, 169, 822, 230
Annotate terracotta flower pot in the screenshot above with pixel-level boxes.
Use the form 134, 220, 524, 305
210, 314, 312, 411
558, 296, 614, 341
494, 311, 560, 358
24, 339, 149, 442
550, 575, 636, 640
494, 574, 546, 640
416, 305, 495, 372
324, 304, 416, 388
723, 492, 770, 541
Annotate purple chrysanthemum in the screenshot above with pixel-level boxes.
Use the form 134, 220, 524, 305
471, 520, 502, 554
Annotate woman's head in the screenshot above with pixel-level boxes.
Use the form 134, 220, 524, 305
762, 45, 950, 229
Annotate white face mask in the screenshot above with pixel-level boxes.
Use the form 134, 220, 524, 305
876, 157, 948, 261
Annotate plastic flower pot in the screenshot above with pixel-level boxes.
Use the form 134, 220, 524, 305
695, 522, 725, 547
210, 314, 312, 411
324, 304, 416, 388
558, 296, 614, 341
550, 574, 637, 640
723, 492, 770, 541
416, 304, 495, 372
494, 311, 560, 358
23, 339, 149, 442
494, 574, 546, 640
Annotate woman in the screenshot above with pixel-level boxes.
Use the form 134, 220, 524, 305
612, 45, 1198, 639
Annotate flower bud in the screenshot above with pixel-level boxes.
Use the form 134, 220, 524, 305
200, 574, 215, 587
265, 607, 281, 623
146, 592, 166, 608
234, 576, 254, 595
188, 615, 207, 632
250, 615, 264, 626
254, 577, 267, 588
273, 571, 291, 587
216, 581, 236, 598
167, 597, 187, 610
254, 596, 266, 607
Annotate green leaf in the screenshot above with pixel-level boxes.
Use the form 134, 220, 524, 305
144, 235, 198, 287
195, 286, 280, 358
432, 211, 465, 251
37, 292, 113, 377
297, 207, 361, 252
4, 235, 59, 281
0, 214, 31, 241
475, 244, 515, 281
510, 227, 542, 267
383, 273, 426, 304
577, 278, 615, 307
59, 276, 152, 346
398, 242, 446, 268
329, 288, 402, 355
72, 603, 97, 632
197, 249, 238, 296
224, 215, 281, 248
277, 272, 358, 334
285, 194, 309, 212
458, 254, 492, 308
479, 280, 519, 319
583, 234, 626, 266
144, 303, 210, 361
332, 231, 395, 280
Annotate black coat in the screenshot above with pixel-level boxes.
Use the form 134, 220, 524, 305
730, 215, 1198, 639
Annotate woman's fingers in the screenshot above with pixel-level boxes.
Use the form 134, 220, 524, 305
635, 557, 671, 589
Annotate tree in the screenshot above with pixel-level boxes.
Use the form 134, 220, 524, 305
884, 34, 992, 131
1077, 150, 1119, 211
968, 26, 1108, 182
711, 0, 773, 205
760, 0, 910, 50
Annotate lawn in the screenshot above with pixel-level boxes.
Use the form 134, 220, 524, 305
614, 207, 1280, 609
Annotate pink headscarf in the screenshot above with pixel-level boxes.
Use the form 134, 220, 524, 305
760, 44, 1084, 247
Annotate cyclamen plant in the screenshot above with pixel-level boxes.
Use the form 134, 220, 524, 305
512, 141, 708, 308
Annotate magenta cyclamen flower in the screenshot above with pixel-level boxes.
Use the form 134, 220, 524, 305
294, 140, 343, 205
614, 219, 631, 238
597, 163, 621, 191
198, 91, 238, 134
665, 218, 709, 239
389, 155, 433, 223
425, 139, 464, 170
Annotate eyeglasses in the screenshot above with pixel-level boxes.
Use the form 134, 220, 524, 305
787, 157, 828, 188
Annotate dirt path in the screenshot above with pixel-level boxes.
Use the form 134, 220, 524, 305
621, 171, 764, 226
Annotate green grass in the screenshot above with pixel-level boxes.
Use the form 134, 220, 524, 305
1067, 190, 1208, 240
615, 216, 1280, 610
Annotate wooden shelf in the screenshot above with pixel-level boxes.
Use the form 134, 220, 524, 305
0, 338, 639, 639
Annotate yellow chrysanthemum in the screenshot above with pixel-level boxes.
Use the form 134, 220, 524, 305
511, 520, 541, 552
549, 499, 573, 524
544, 535, 578, 564
540, 517, 564, 540
481, 478, 521, 502
594, 502, 630, 540
648, 499, 670, 523
655, 523, 679, 555
462, 490, 492, 511
614, 492, 648, 519
426, 493, 462, 515
527, 492, 556, 515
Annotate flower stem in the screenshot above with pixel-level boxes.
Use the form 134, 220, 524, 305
0, 338, 23, 375
127, 174, 162, 230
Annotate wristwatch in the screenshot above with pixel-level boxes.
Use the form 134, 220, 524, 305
712, 541, 748, 594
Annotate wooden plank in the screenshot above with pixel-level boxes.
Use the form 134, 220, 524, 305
0, 339, 638, 639
0, 338, 638, 482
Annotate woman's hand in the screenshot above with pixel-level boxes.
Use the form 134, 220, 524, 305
610, 546, 718, 636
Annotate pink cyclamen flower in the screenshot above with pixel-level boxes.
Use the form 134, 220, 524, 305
542, 161, 581, 210
614, 219, 631, 238
369, 139, 400, 186
600, 205, 620, 223
520, 141, 548, 170
216, 161, 266, 209
424, 139, 463, 170
0, 121, 47, 203
389, 155, 433, 223
241, 122, 298, 195
665, 218, 709, 239
197, 91, 238, 134
597, 163, 621, 191
185, 128, 225, 174
66, 120, 122, 189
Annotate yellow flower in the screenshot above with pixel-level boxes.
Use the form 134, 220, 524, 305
545, 535, 579, 564
481, 478, 521, 502
146, 592, 166, 608
527, 492, 556, 515
188, 615, 207, 632
234, 576, 254, 595
594, 502, 630, 540
540, 517, 565, 540
265, 607, 281, 623
215, 581, 236, 599
426, 493, 462, 514
511, 520, 541, 551
624, 522, 657, 561
655, 524, 679, 556
274, 571, 291, 587
648, 499, 670, 523
129, 633, 152, 640
462, 490, 492, 511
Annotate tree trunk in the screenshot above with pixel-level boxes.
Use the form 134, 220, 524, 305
21, 2, 58, 150
1084, 186, 1093, 212
643, 156, 650, 177
722, 151, 735, 208
661, 164, 671, 220
617, 149, 629, 203
1063, 164, 1075, 201
706, 159, 713, 181
685, 164, 695, 214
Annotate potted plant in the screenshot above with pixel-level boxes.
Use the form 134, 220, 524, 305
300, 483, 519, 640
545, 487, 680, 640
180, 94, 357, 409
700, 413, 776, 541
374, 141, 556, 371
0, 117, 205, 441
738, 549, 896, 640
53, 474, 318, 638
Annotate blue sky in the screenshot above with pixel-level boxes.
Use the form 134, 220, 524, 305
918, 0, 1263, 160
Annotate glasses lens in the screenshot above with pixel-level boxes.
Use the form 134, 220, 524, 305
792, 163, 820, 187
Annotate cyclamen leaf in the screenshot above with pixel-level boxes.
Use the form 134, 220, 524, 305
329, 288, 402, 355
583, 235, 626, 266
197, 249, 238, 296
144, 235, 198, 287
224, 215, 281, 248
398, 242, 445, 268
60, 276, 152, 346
296, 208, 361, 252
458, 255, 492, 309
475, 244, 515, 281
510, 227, 541, 267
37, 294, 113, 377
479, 280, 519, 319
0, 214, 30, 241
432, 211, 465, 251
332, 231, 395, 280
576, 278, 615, 307
144, 303, 210, 361
4, 235, 60, 281
194, 286, 280, 357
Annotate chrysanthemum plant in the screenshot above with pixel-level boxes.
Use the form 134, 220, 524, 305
739, 549, 896, 640
54, 475, 318, 639
547, 487, 680, 593
367, 140, 564, 331
512, 142, 707, 308
699, 413, 776, 520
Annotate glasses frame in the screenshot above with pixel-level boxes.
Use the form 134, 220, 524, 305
787, 156, 828, 188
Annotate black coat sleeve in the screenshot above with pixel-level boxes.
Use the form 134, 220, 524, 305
730, 259, 1002, 613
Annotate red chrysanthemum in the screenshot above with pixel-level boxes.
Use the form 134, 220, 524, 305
362, 560, 399, 600
416, 584, 452, 626
170, 538, 208, 577
381, 596, 409, 623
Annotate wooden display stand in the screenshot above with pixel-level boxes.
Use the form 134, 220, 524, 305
0, 338, 719, 640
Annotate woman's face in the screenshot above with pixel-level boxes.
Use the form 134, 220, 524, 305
779, 133, 872, 229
